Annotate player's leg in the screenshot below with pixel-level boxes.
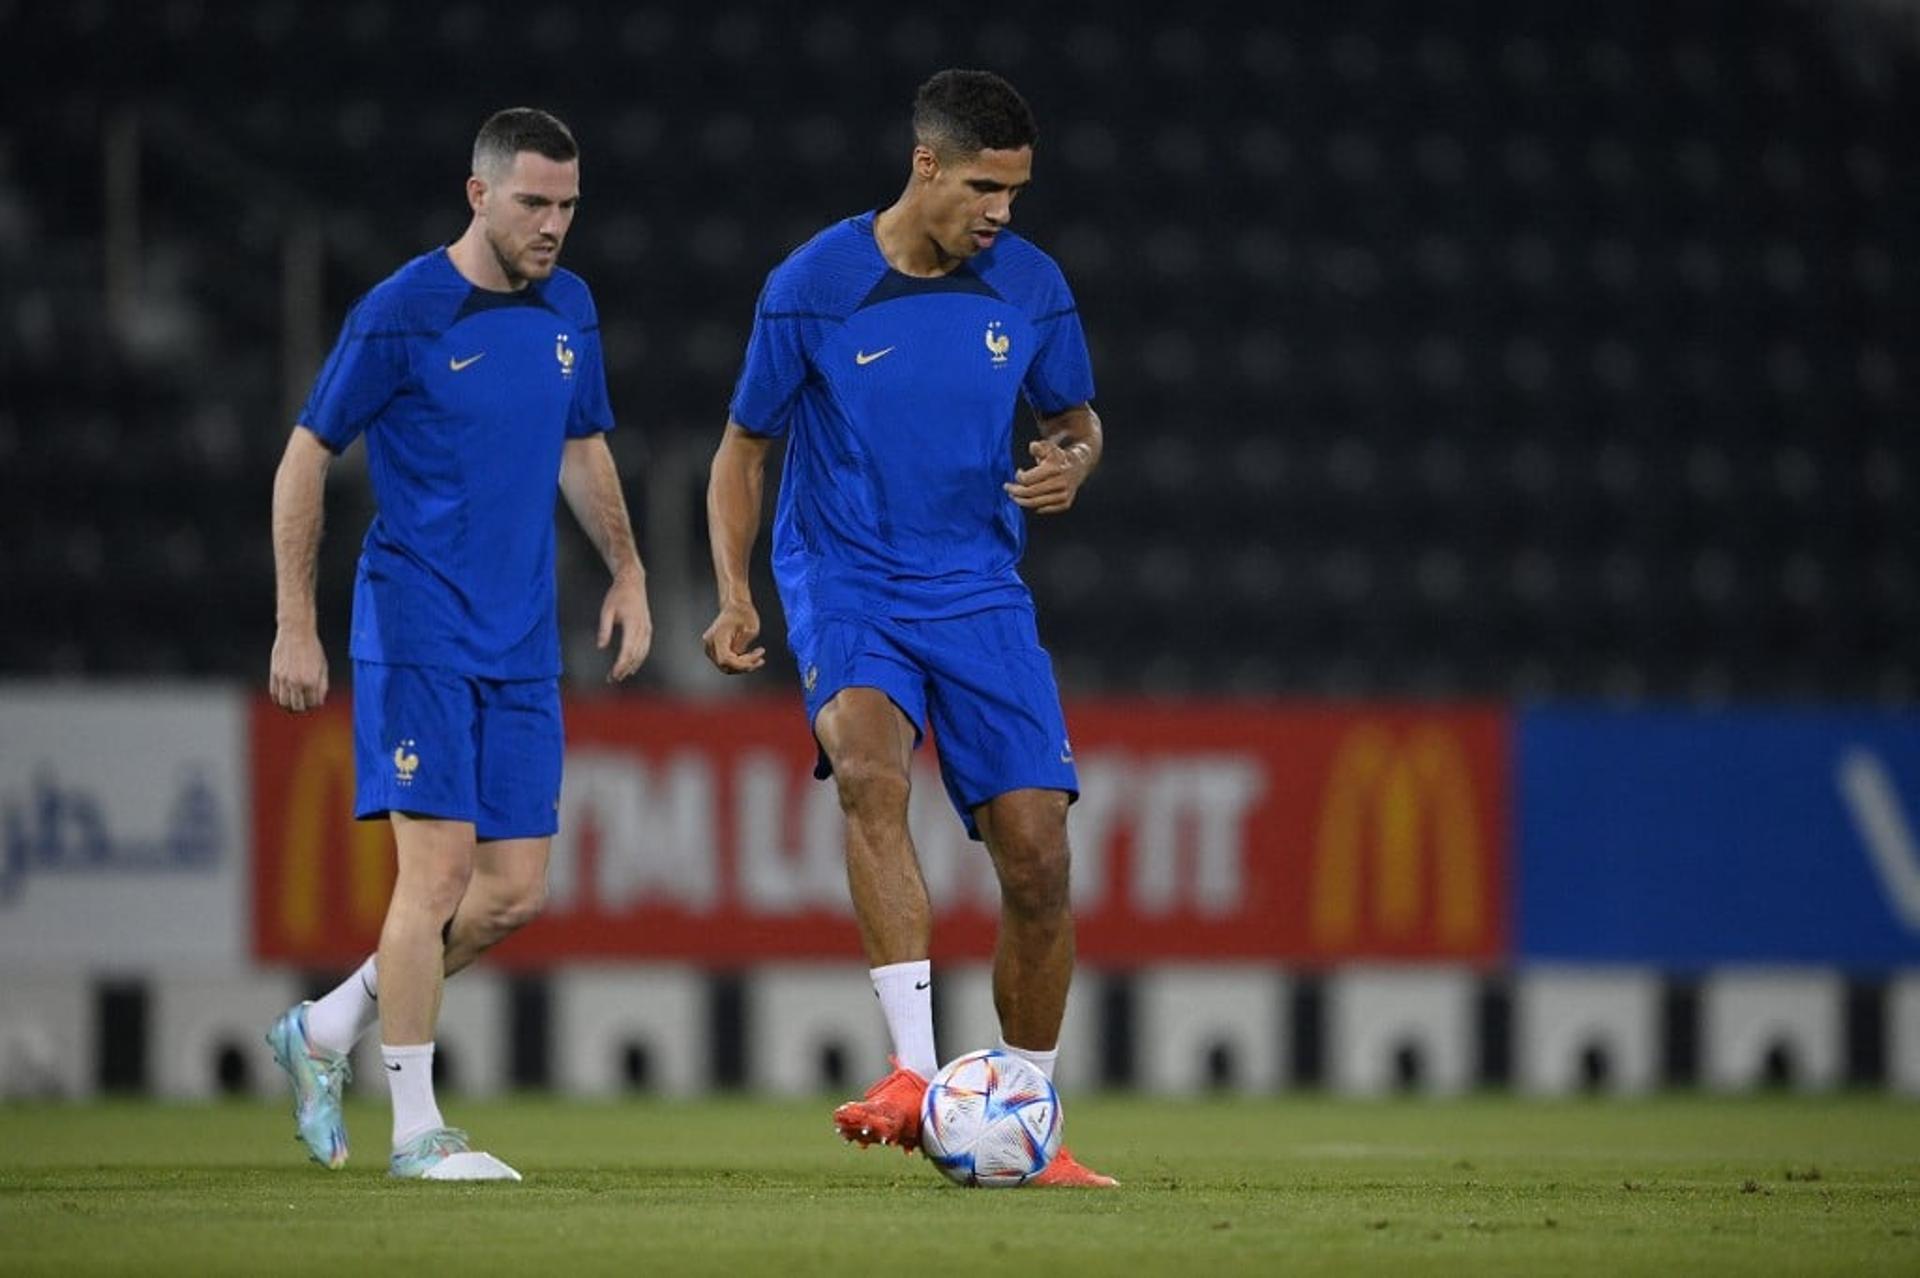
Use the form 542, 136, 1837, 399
383, 676, 560, 1179
376, 811, 520, 1181
282, 838, 536, 1073
972, 789, 1074, 1057
816, 684, 941, 1148
378, 811, 474, 1141
299, 955, 381, 1057
818, 686, 928, 969
442, 674, 563, 977
970, 796, 1115, 1188
924, 608, 1116, 1186
268, 661, 477, 1170
276, 838, 550, 1064
799, 617, 943, 1146
919, 608, 1080, 1063
440, 837, 550, 976
286, 847, 549, 1092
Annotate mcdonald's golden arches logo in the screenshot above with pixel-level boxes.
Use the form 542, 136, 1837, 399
1311, 721, 1486, 951
277, 715, 393, 946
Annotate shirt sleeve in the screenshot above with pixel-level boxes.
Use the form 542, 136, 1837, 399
1021, 267, 1096, 417
727, 274, 811, 439
298, 293, 411, 452
566, 295, 615, 439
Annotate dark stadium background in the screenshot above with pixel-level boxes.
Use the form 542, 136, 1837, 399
6, 0, 1915, 702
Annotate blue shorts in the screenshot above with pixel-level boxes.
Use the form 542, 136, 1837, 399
794, 607, 1079, 839
352, 661, 563, 840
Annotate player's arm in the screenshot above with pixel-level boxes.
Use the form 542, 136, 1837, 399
1006, 403, 1102, 515
559, 434, 652, 682
701, 421, 773, 674
269, 426, 333, 713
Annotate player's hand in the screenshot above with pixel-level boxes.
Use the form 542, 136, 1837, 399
270, 627, 329, 713
702, 601, 766, 674
1005, 438, 1088, 515
599, 569, 653, 682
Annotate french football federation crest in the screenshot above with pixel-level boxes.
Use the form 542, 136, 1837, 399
393, 740, 420, 786
555, 333, 576, 378
984, 320, 1011, 366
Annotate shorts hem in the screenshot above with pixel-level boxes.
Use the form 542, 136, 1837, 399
353, 801, 481, 826
955, 781, 1081, 810
953, 781, 1080, 841
475, 819, 561, 842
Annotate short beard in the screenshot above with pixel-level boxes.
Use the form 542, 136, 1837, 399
486, 230, 549, 289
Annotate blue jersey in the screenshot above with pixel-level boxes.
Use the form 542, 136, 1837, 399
728, 213, 1094, 634
300, 248, 613, 679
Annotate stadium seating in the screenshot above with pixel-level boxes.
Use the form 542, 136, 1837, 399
2, 0, 1915, 700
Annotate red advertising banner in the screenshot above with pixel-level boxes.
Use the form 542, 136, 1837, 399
251, 698, 1509, 966
251, 702, 398, 965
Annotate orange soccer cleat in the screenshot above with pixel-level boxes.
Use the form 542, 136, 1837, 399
833, 1057, 929, 1152
1030, 1147, 1119, 1188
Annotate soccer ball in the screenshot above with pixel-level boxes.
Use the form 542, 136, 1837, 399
919, 1049, 1062, 1187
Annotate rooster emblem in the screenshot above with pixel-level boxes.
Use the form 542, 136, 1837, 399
984, 321, 1011, 365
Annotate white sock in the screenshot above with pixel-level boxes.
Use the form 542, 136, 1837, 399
305, 956, 379, 1055
998, 1037, 1059, 1082
871, 960, 939, 1079
381, 1042, 444, 1147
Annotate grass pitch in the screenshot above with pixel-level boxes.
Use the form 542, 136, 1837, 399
2, 1094, 1916, 1276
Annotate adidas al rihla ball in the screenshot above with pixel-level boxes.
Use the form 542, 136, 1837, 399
919, 1048, 1062, 1187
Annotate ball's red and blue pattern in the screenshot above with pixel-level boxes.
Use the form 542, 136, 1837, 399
919, 1049, 1063, 1187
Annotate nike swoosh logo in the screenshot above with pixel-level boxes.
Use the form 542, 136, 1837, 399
385, 1062, 403, 1071
854, 346, 896, 366
914, 979, 932, 990
449, 352, 486, 371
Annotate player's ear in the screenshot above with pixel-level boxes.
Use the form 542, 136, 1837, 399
911, 144, 939, 182
466, 174, 488, 216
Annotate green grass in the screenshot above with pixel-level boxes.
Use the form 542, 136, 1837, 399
2, 1095, 1917, 1276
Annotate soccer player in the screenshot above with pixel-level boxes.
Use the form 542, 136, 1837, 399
702, 70, 1114, 1187
264, 108, 651, 1180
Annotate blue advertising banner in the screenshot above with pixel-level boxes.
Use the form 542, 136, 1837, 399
1519, 709, 1920, 967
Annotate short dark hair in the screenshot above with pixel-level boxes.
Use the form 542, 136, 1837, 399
472, 107, 578, 178
912, 70, 1036, 158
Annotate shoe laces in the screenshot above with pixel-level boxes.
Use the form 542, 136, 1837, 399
314, 1055, 353, 1091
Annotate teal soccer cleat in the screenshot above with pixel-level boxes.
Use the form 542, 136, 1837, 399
265, 1002, 352, 1170
389, 1126, 522, 1181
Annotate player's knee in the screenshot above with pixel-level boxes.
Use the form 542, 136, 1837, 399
996, 838, 1071, 918
469, 874, 546, 942
491, 880, 547, 935
399, 861, 475, 924
832, 756, 911, 822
